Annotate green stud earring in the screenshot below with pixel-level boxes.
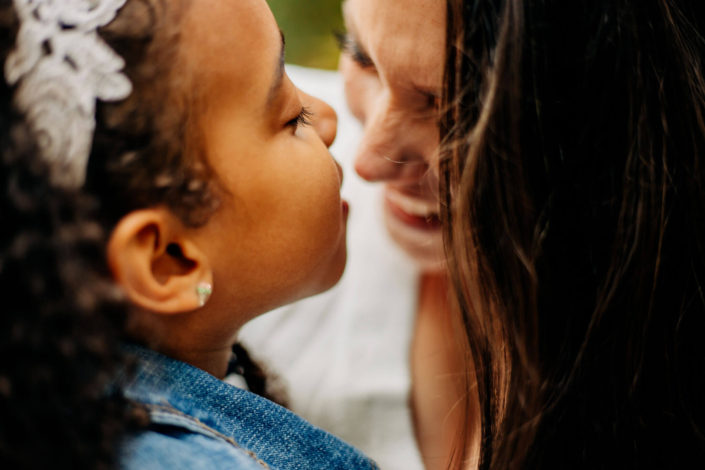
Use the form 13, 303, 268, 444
196, 282, 213, 307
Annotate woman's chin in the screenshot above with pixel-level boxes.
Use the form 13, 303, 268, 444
383, 203, 446, 272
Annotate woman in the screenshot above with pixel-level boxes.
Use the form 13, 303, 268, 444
441, 0, 705, 468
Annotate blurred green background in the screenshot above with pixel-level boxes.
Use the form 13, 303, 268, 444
267, 0, 344, 70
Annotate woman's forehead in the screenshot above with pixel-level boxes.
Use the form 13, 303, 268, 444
343, 0, 445, 41
343, 0, 445, 90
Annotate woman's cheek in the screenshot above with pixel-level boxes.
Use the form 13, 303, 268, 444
341, 57, 368, 123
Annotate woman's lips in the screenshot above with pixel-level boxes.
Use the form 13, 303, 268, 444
384, 189, 441, 230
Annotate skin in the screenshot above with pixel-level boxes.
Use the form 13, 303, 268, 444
109, 0, 347, 379
340, 0, 477, 468
340, 0, 445, 270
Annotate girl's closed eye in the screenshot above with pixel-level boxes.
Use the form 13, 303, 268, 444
287, 106, 313, 131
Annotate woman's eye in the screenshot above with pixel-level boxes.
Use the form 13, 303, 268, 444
427, 94, 441, 111
287, 107, 313, 130
334, 30, 375, 70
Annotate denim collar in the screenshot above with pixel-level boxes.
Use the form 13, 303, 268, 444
120, 345, 377, 470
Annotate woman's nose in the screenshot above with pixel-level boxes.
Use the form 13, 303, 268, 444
354, 141, 401, 182
300, 91, 338, 148
354, 102, 428, 183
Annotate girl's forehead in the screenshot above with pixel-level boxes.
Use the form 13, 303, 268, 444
180, 0, 280, 94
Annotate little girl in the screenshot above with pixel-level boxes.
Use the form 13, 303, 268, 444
0, 0, 372, 469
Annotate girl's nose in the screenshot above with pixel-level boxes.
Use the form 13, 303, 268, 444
299, 91, 338, 148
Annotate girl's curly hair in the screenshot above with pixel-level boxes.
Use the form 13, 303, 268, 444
0, 85, 133, 469
0, 2, 279, 467
0, 1, 195, 467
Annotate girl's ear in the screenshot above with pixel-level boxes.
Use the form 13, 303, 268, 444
107, 208, 213, 314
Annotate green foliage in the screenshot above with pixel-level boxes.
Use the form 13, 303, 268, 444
267, 0, 344, 70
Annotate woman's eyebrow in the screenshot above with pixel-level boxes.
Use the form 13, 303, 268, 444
267, 30, 286, 105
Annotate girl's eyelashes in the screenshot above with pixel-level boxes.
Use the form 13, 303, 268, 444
287, 106, 313, 130
334, 30, 375, 69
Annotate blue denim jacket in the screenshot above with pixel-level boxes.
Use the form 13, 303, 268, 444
118, 346, 378, 470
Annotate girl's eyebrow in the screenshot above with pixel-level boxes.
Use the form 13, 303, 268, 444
267, 30, 286, 105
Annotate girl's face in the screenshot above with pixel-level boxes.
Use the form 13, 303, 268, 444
183, 0, 348, 320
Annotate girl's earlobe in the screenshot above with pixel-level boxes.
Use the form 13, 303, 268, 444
107, 208, 214, 314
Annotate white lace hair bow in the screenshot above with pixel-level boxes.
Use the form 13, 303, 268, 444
4, 0, 133, 188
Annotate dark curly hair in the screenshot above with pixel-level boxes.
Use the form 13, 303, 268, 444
0, 4, 153, 468
88, 0, 218, 229
0, 131, 136, 470
0, 46, 134, 470
0, 2, 282, 466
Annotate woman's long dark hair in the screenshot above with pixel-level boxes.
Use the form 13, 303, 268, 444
441, 1, 705, 468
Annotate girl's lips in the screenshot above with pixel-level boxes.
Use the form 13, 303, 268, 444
384, 190, 441, 230
342, 199, 349, 218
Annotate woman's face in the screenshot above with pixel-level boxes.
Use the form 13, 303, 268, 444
182, 0, 348, 319
340, 0, 446, 270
